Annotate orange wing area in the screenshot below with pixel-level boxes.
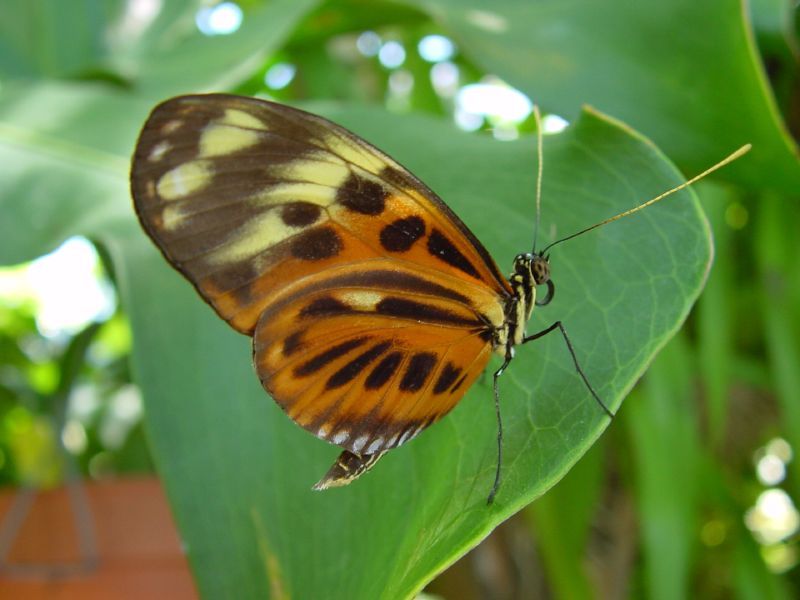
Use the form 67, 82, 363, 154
253, 259, 495, 455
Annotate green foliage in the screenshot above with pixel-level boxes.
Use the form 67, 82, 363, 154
0, 0, 798, 598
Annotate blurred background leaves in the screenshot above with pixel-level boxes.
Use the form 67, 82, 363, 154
0, 0, 799, 598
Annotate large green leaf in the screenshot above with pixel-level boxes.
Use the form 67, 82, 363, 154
0, 83, 138, 263
1, 79, 714, 595
0, 0, 123, 78
400, 0, 799, 194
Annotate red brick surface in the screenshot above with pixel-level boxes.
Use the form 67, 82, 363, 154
0, 477, 196, 599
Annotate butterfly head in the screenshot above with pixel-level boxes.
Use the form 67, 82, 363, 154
513, 252, 554, 308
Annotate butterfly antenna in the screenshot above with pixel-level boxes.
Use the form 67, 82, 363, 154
531, 105, 544, 253
541, 144, 751, 254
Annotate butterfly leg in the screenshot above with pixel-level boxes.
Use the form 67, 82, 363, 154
487, 353, 513, 505
312, 450, 386, 491
523, 321, 614, 419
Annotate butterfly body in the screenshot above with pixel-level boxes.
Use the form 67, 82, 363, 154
131, 94, 543, 490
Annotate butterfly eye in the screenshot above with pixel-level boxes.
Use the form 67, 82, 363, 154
535, 279, 555, 306
530, 256, 550, 285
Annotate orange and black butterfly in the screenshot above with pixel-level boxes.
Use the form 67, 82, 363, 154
131, 94, 748, 502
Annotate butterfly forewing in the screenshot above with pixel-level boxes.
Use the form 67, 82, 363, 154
131, 94, 512, 477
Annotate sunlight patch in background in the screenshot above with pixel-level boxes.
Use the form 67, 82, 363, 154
418, 35, 455, 63
0, 237, 116, 338
196, 1, 243, 36
542, 114, 569, 134
745, 437, 799, 573
356, 31, 382, 57
111, 0, 162, 43
457, 81, 532, 122
265, 62, 296, 90
378, 41, 406, 69
430, 61, 459, 97
353, 29, 560, 142
746, 489, 799, 546
455, 78, 533, 139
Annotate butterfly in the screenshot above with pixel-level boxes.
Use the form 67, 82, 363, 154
130, 93, 749, 502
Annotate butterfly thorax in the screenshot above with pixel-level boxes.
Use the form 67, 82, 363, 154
502, 253, 551, 355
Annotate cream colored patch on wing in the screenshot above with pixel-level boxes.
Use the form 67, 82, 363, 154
161, 204, 187, 230
207, 209, 313, 265
148, 140, 171, 162
324, 134, 387, 172
161, 119, 182, 135
157, 160, 212, 200
340, 290, 382, 310
253, 182, 338, 207
277, 157, 350, 187
199, 124, 260, 157
220, 108, 268, 130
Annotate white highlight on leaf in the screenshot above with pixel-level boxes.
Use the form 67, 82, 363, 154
465, 9, 508, 33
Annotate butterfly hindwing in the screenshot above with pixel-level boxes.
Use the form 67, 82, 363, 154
131, 94, 512, 477
252, 259, 495, 455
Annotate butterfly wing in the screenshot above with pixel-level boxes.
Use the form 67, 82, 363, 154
131, 94, 511, 482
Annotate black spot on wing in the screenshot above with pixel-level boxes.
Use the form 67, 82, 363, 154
294, 337, 368, 377
365, 352, 403, 390
378, 165, 416, 188
433, 362, 462, 394
427, 229, 480, 278
375, 297, 477, 327
337, 172, 387, 215
281, 202, 322, 227
379, 216, 426, 252
282, 330, 305, 356
291, 226, 342, 260
450, 373, 468, 394
326, 341, 392, 389
300, 296, 351, 318
399, 352, 437, 392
